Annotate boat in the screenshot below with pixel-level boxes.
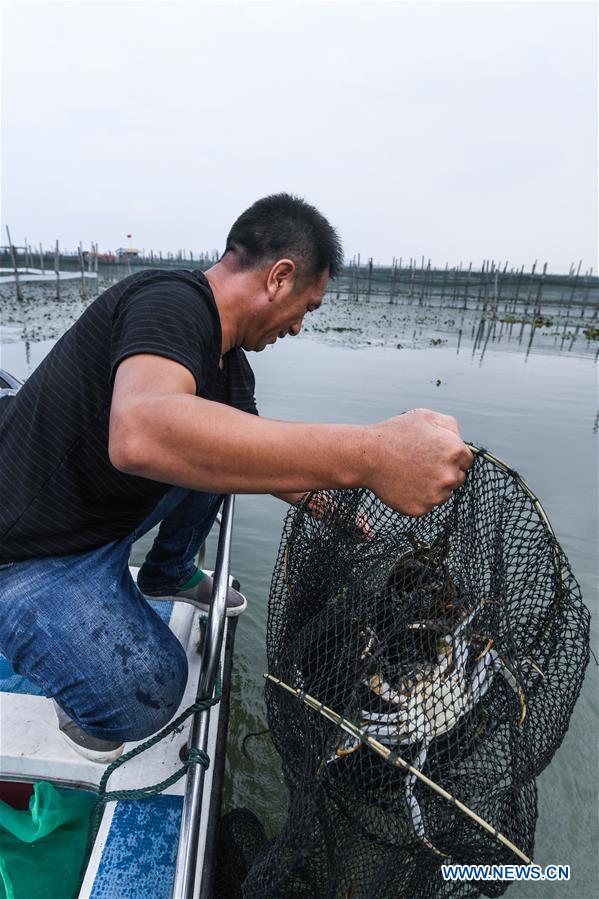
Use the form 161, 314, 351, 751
0, 368, 247, 897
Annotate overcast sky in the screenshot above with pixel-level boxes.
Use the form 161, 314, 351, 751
1, 0, 596, 273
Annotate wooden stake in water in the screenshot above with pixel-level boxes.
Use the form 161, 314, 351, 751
5, 226, 23, 301
389, 258, 398, 304
504, 265, 513, 314
496, 260, 508, 309
582, 267, 593, 320
568, 260, 582, 312
533, 262, 548, 321
452, 263, 460, 307
523, 260, 537, 319
39, 243, 45, 275
54, 239, 61, 300
78, 242, 87, 298
462, 262, 472, 310
514, 264, 524, 312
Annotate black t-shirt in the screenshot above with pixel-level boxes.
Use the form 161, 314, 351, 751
0, 269, 258, 562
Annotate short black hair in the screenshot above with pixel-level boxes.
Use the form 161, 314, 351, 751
224, 193, 343, 282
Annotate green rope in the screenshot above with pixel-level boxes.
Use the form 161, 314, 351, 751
76, 675, 222, 894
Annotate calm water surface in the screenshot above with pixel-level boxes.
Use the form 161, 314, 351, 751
1, 300, 597, 898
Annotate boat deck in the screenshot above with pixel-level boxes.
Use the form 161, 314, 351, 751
0, 567, 242, 898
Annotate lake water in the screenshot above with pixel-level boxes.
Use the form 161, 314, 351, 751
1, 287, 597, 897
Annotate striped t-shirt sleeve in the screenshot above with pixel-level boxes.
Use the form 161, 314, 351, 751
110, 279, 217, 393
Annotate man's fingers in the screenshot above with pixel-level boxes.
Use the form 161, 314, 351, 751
355, 513, 375, 540
459, 444, 474, 470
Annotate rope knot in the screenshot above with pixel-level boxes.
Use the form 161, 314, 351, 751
184, 747, 211, 770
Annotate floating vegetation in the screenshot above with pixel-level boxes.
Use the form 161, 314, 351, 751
497, 314, 554, 329
2, 275, 596, 360
497, 314, 523, 325
310, 325, 358, 334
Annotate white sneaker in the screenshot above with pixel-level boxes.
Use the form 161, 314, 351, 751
53, 701, 125, 764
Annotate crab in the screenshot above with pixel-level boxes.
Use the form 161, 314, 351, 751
329, 603, 528, 856
385, 531, 460, 623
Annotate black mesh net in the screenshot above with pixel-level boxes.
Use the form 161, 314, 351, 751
239, 448, 590, 899
214, 808, 269, 899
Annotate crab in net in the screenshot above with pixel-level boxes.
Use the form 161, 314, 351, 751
318, 532, 547, 855
327, 598, 544, 856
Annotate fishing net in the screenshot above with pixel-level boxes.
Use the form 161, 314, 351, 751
241, 447, 590, 899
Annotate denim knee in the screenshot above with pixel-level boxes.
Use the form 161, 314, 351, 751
57, 632, 189, 743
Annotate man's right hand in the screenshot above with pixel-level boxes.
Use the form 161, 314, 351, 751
362, 409, 473, 516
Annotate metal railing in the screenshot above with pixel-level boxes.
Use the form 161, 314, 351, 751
171, 494, 235, 898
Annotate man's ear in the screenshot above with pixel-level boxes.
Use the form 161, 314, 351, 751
267, 259, 296, 300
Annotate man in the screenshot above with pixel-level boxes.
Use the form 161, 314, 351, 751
0, 194, 472, 762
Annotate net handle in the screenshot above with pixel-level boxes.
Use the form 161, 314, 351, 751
265, 674, 533, 866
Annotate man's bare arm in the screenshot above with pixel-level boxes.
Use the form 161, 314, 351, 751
109, 355, 473, 516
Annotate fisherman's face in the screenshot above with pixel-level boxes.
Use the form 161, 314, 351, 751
251, 268, 329, 352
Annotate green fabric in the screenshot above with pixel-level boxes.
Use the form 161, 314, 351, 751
0, 781, 96, 899
178, 567, 206, 591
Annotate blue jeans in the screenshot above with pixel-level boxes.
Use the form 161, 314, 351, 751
0, 489, 223, 742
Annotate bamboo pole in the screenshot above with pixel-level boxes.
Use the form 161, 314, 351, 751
568, 260, 582, 310
504, 266, 513, 314
452, 263, 460, 307
5, 226, 23, 301
496, 260, 508, 309
418, 255, 425, 305
476, 260, 484, 310
523, 260, 537, 318
481, 261, 491, 314
54, 239, 61, 300
78, 242, 87, 298
462, 262, 472, 310
532, 262, 548, 322
389, 258, 398, 304
265, 675, 532, 865
580, 267, 592, 320
513, 265, 524, 312
93, 242, 99, 293
440, 262, 448, 302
